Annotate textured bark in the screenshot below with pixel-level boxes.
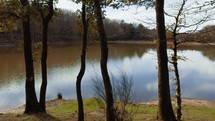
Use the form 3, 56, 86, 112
155, 0, 176, 120
172, 34, 182, 121
173, 56, 182, 121
94, 0, 115, 121
76, 2, 87, 121
171, 1, 186, 120
39, 0, 54, 113
39, 20, 48, 113
20, 0, 39, 114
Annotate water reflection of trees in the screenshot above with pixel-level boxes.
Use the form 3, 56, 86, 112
36, 43, 215, 66
48, 43, 156, 65
0, 43, 154, 87
0, 52, 25, 85
179, 45, 215, 61
87, 43, 155, 60
0, 43, 214, 87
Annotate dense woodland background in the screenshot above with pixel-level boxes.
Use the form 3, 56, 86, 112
0, 9, 214, 46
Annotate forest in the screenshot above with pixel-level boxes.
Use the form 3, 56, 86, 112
0, 0, 215, 121
0, 8, 215, 46
0, 9, 158, 45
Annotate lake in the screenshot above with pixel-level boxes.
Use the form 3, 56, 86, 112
0, 43, 215, 111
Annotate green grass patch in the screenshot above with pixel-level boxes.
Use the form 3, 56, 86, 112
48, 99, 215, 121
182, 105, 215, 121
83, 98, 101, 112
1, 99, 215, 121
49, 98, 100, 113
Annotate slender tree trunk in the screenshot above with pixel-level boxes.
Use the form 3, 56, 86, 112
39, 20, 48, 113
167, 0, 185, 119
76, 2, 88, 121
20, 0, 39, 114
172, 35, 182, 121
155, 0, 176, 120
39, 0, 53, 112
173, 58, 182, 121
94, 0, 115, 121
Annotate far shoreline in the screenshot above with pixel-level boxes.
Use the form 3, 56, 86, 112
0, 40, 215, 50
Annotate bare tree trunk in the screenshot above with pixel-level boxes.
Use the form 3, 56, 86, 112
171, 1, 186, 120
94, 0, 115, 121
155, 0, 176, 120
173, 59, 182, 121
39, 0, 53, 113
172, 35, 182, 121
76, 2, 88, 121
20, 0, 39, 114
39, 20, 48, 113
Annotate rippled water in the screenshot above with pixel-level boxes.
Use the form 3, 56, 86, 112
0, 43, 215, 111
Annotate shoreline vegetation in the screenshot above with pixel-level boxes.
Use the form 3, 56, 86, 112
0, 40, 215, 51
0, 98, 215, 121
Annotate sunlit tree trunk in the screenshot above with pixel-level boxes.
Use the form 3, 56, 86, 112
172, 33, 182, 121
170, 1, 186, 120
155, 0, 176, 120
76, 1, 88, 121
94, 0, 115, 120
20, 0, 39, 114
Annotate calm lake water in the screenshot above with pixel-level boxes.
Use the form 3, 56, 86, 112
0, 43, 215, 111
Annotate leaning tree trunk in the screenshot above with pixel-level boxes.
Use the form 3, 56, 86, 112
172, 35, 182, 121
155, 0, 176, 120
21, 0, 39, 114
39, 0, 53, 113
76, 2, 88, 121
94, 0, 115, 121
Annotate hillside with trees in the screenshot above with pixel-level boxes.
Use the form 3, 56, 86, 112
0, 9, 156, 46
1, 9, 214, 47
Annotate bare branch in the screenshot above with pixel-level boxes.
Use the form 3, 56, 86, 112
178, 15, 210, 28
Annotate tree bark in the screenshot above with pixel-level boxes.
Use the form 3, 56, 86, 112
20, 0, 39, 114
155, 0, 176, 120
39, 0, 53, 113
173, 57, 182, 121
173, 35, 182, 121
171, 1, 186, 120
94, 0, 115, 121
76, 2, 88, 121
39, 20, 48, 113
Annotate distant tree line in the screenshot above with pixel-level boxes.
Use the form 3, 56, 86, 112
195, 25, 215, 43
104, 19, 156, 41
1, 9, 214, 46
0, 9, 157, 45
169, 25, 215, 44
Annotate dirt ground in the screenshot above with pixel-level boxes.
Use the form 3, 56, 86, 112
0, 99, 69, 114
140, 98, 215, 108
